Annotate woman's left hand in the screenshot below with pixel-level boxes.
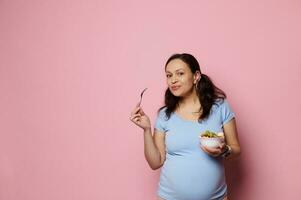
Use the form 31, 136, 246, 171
200, 142, 227, 157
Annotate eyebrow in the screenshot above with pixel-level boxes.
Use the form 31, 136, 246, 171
165, 68, 184, 73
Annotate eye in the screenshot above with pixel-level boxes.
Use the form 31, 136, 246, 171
166, 74, 171, 78
178, 72, 184, 76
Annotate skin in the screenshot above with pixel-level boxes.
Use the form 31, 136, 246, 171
130, 58, 241, 200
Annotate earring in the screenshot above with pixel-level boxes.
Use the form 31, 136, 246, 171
195, 81, 199, 90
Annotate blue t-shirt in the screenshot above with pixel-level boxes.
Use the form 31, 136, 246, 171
154, 99, 235, 200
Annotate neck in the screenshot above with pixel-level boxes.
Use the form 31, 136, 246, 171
178, 88, 201, 110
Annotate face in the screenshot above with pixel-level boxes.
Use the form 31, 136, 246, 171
165, 59, 200, 97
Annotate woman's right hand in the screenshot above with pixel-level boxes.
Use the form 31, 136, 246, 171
130, 103, 151, 130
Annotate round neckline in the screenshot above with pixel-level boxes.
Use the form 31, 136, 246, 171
174, 111, 200, 123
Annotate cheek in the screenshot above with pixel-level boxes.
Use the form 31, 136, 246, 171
182, 77, 192, 85
182, 80, 194, 90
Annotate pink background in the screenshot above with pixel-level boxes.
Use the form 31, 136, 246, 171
1, 0, 300, 199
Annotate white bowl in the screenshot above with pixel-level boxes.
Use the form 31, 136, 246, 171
199, 136, 224, 148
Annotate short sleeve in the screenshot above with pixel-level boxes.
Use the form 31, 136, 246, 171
154, 108, 168, 133
220, 99, 235, 125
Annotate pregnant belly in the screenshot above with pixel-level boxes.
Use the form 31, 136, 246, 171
159, 154, 226, 200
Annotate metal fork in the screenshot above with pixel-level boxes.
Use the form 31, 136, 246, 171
138, 88, 148, 107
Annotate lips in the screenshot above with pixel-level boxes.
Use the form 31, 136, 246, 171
171, 86, 181, 90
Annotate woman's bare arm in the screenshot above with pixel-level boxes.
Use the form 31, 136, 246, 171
144, 128, 166, 170
223, 118, 241, 160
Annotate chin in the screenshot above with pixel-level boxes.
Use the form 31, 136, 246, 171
171, 91, 182, 97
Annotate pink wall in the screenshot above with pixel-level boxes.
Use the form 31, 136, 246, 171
1, 0, 300, 199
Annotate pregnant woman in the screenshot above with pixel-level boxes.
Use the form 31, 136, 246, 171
130, 53, 241, 200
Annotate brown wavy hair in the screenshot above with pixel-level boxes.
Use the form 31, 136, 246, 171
158, 53, 227, 123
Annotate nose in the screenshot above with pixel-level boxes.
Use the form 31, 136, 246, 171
171, 76, 178, 83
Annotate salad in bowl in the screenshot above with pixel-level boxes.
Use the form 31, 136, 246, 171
199, 130, 225, 148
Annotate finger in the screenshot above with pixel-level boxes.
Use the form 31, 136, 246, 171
219, 142, 226, 149
204, 147, 220, 156
131, 113, 141, 118
139, 108, 145, 115
134, 117, 141, 123
130, 114, 141, 121
131, 106, 141, 115
206, 146, 220, 154
131, 116, 141, 124
200, 145, 211, 154
201, 145, 218, 156
204, 146, 213, 152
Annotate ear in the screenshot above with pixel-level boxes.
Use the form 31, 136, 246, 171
194, 71, 201, 84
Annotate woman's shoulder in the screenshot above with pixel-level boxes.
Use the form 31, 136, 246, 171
158, 106, 167, 115
212, 98, 229, 111
213, 98, 225, 106
157, 106, 169, 120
